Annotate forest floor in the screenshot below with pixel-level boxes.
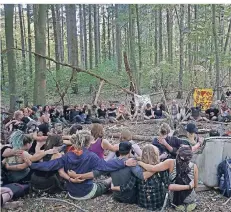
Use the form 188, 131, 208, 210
3, 121, 231, 212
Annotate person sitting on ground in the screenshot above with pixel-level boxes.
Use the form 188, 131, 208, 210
189, 104, 206, 122
72, 105, 85, 124
105, 129, 142, 161
97, 103, 107, 123
5, 110, 26, 133
107, 103, 118, 123
116, 104, 131, 121
41, 105, 51, 122
29, 134, 69, 194
131, 102, 144, 121
153, 102, 165, 119
138, 146, 198, 211
144, 103, 155, 120
90, 105, 104, 123
112, 145, 169, 211
88, 123, 118, 159
24, 131, 137, 200
69, 142, 153, 204
82, 104, 92, 124
218, 100, 231, 122
205, 104, 219, 121
21, 108, 33, 124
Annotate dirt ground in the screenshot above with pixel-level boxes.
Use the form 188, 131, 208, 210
3, 121, 231, 212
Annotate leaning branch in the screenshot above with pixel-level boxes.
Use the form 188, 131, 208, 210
2, 47, 135, 95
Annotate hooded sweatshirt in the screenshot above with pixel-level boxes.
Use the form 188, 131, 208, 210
30, 148, 126, 197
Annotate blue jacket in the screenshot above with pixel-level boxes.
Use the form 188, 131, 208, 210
30, 148, 125, 197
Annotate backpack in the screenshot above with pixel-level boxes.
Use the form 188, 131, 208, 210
218, 158, 231, 197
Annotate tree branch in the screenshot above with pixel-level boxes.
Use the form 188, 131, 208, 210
2, 47, 135, 95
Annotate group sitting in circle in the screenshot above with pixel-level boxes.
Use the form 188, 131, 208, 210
1, 96, 231, 211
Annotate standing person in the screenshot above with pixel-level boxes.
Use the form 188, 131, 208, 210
138, 146, 198, 211
89, 124, 118, 159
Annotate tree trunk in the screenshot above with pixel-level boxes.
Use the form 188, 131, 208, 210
0, 40, 5, 90
193, 5, 198, 65
51, 5, 60, 72
55, 5, 64, 62
33, 4, 47, 105
60, 5, 64, 61
4, 4, 17, 111
94, 5, 99, 66
79, 4, 85, 68
154, 10, 158, 66
107, 6, 111, 60
97, 5, 101, 64
27, 4, 33, 79
83, 4, 88, 69
224, 19, 231, 54
66, 5, 72, 64
159, 6, 163, 63
46, 7, 51, 69
89, 4, 93, 69
102, 6, 106, 62
136, 5, 142, 94
18, 4, 28, 106
111, 5, 115, 58
166, 8, 173, 64
129, 5, 138, 89
177, 5, 184, 99
115, 4, 121, 71
212, 5, 221, 100
188, 5, 192, 72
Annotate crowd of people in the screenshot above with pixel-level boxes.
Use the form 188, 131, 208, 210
1, 95, 231, 211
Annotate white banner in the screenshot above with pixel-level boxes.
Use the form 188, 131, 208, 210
134, 94, 152, 107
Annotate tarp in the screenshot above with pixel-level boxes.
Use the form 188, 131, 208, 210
134, 94, 152, 107
193, 88, 213, 110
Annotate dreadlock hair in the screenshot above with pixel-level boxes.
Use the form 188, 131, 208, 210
176, 146, 193, 175
10, 130, 32, 149
141, 144, 160, 165
70, 130, 93, 149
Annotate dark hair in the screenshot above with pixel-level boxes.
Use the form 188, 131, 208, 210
43, 105, 49, 112
69, 124, 83, 135
44, 134, 63, 151
146, 103, 151, 108
23, 135, 32, 146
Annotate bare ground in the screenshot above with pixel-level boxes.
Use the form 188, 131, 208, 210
3, 121, 231, 212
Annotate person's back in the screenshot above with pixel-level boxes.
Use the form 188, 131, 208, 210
88, 138, 104, 159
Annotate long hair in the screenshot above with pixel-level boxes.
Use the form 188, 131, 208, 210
159, 123, 171, 136
44, 134, 63, 151
10, 130, 32, 149
176, 146, 193, 175
91, 123, 104, 139
141, 144, 160, 165
71, 130, 93, 149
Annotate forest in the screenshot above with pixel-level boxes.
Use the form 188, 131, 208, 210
1, 4, 231, 111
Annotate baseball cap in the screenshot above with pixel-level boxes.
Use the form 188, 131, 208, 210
185, 123, 198, 134
119, 142, 132, 155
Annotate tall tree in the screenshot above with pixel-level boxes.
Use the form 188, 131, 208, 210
107, 6, 111, 60
94, 5, 99, 66
88, 5, 93, 69
66, 5, 72, 63
47, 7, 51, 69
79, 4, 85, 68
154, 9, 158, 66
83, 4, 88, 69
166, 7, 173, 64
158, 6, 163, 63
26, 4, 33, 79
4, 4, 17, 111
18, 4, 28, 106
102, 5, 106, 61
177, 5, 184, 99
129, 5, 138, 89
115, 4, 121, 71
97, 5, 101, 63
212, 5, 221, 99
60, 5, 64, 61
51, 5, 60, 72
33, 4, 47, 105
111, 5, 115, 58
0, 40, 5, 90
187, 4, 192, 71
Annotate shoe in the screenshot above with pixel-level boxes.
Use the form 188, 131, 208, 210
186, 203, 197, 212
